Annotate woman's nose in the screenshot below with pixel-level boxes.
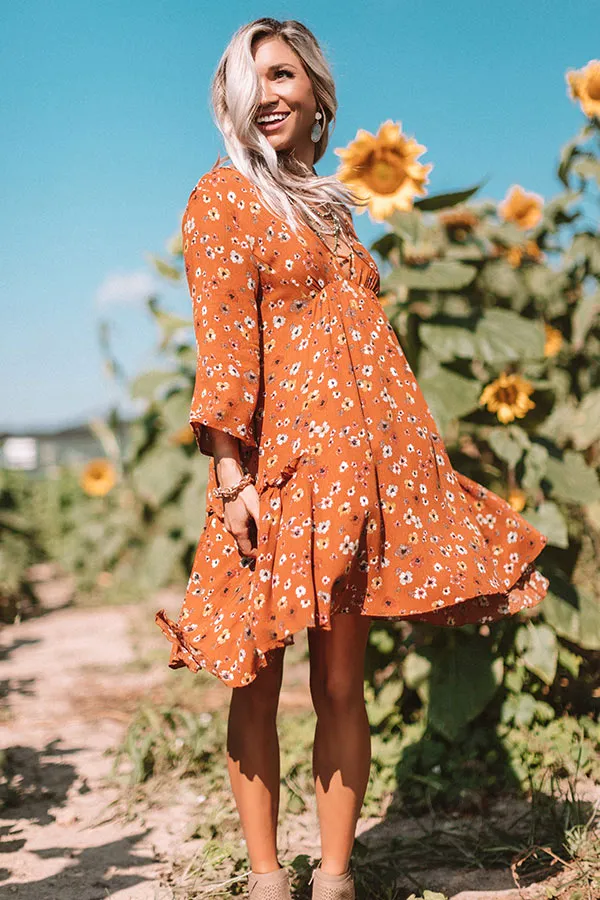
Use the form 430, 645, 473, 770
259, 80, 279, 104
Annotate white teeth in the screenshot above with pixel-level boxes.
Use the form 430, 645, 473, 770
257, 113, 289, 124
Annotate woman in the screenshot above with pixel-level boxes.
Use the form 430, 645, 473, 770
156, 17, 549, 900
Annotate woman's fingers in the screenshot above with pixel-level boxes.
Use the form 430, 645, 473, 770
246, 486, 260, 530
234, 511, 257, 558
235, 532, 257, 558
223, 486, 260, 559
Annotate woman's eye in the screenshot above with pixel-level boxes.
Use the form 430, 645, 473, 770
275, 69, 293, 79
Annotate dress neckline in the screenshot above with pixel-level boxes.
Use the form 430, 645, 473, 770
305, 216, 358, 278
315, 233, 356, 278
222, 165, 366, 277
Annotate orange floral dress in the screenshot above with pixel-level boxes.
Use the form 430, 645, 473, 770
155, 165, 549, 687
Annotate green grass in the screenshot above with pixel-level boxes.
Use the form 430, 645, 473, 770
105, 691, 599, 898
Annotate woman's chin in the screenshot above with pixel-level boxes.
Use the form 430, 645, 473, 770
270, 137, 294, 152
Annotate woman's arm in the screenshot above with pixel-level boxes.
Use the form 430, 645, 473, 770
182, 169, 261, 460
207, 425, 259, 559
208, 427, 245, 489
181, 170, 261, 555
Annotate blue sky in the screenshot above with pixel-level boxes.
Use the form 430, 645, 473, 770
1, 0, 597, 431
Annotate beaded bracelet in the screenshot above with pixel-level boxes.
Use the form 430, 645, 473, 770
213, 471, 256, 501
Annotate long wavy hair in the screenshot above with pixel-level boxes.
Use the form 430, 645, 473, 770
209, 18, 367, 239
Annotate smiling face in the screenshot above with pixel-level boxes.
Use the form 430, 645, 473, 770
252, 35, 319, 170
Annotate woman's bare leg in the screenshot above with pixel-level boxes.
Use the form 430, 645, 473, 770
308, 613, 372, 875
226, 646, 286, 872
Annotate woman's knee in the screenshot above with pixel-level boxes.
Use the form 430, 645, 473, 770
308, 614, 370, 716
310, 665, 365, 716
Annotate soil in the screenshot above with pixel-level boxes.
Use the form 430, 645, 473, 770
1, 566, 598, 899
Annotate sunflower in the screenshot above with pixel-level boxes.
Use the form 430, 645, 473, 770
566, 60, 600, 119
80, 458, 117, 497
439, 208, 479, 242
505, 240, 544, 268
498, 186, 544, 230
403, 240, 438, 265
335, 120, 433, 221
479, 373, 536, 424
505, 246, 524, 268
544, 323, 563, 357
507, 488, 527, 513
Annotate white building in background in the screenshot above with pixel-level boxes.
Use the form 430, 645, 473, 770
2, 436, 38, 470
0, 419, 133, 474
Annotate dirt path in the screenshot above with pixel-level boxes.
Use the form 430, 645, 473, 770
1, 580, 173, 898
1, 576, 597, 899
0, 573, 317, 900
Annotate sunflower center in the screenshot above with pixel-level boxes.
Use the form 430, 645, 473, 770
496, 386, 519, 405
361, 157, 405, 195
514, 200, 532, 219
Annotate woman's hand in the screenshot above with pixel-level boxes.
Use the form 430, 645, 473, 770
209, 430, 259, 560
223, 483, 260, 560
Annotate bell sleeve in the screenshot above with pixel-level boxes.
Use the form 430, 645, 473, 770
182, 171, 262, 458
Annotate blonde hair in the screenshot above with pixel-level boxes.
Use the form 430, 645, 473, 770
208, 17, 367, 238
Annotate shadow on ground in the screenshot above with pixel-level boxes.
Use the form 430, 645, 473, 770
0, 740, 157, 898
352, 724, 598, 898
0, 831, 154, 900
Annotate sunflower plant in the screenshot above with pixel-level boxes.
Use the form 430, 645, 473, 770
339, 62, 600, 744
110, 66, 599, 739
68, 304, 210, 605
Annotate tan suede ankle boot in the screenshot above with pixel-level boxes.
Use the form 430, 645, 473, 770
247, 865, 292, 900
310, 864, 355, 900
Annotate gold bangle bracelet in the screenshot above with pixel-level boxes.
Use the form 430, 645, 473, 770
213, 471, 255, 501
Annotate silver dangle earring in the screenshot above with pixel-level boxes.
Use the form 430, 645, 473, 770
310, 107, 324, 143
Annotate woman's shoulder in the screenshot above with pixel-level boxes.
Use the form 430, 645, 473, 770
188, 165, 257, 203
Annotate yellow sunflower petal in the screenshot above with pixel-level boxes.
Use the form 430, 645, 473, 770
508, 489, 527, 512
80, 458, 117, 497
335, 119, 433, 221
498, 185, 544, 230
565, 60, 600, 119
479, 373, 535, 424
